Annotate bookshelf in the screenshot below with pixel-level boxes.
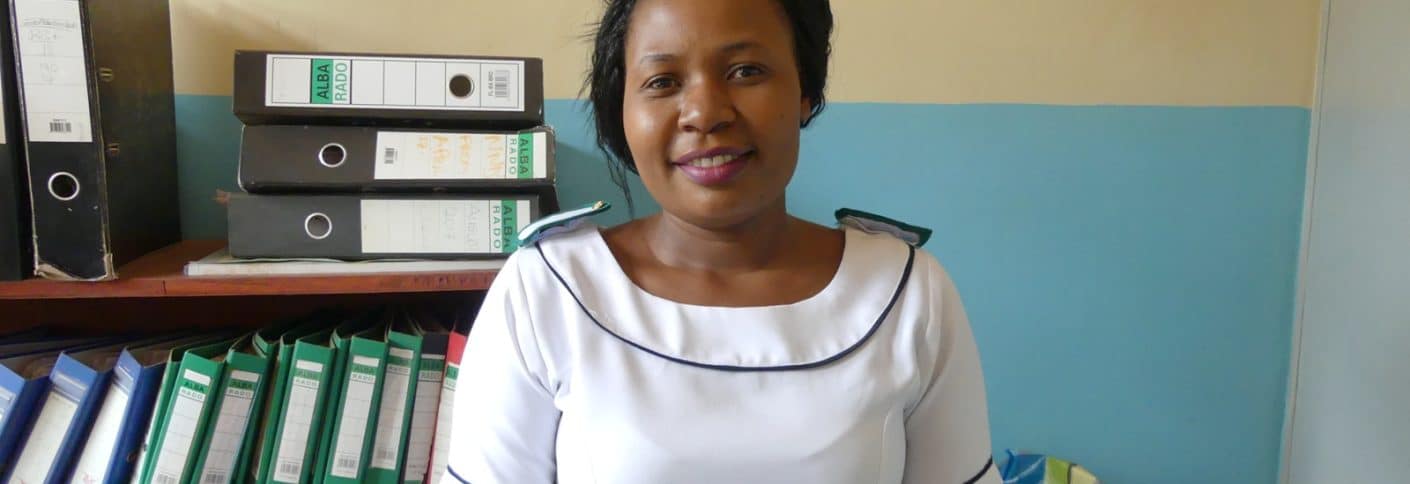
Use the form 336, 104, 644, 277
0, 240, 497, 332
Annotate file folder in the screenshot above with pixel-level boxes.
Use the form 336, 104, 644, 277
365, 312, 422, 484
400, 312, 448, 484
262, 327, 337, 484
227, 193, 543, 260
190, 334, 274, 484
316, 317, 389, 484
7, 0, 178, 280
237, 125, 555, 194
0, 0, 27, 281
233, 50, 544, 129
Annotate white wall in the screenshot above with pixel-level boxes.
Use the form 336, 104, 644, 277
1287, 0, 1410, 482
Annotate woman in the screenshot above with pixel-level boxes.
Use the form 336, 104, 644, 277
444, 0, 999, 482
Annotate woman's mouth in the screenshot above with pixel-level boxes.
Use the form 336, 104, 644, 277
673, 148, 753, 186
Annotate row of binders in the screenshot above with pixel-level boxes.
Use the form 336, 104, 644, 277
0, 306, 473, 484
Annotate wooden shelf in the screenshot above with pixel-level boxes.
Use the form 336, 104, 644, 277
0, 240, 500, 300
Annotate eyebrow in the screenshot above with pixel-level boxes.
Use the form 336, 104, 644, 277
636, 40, 766, 66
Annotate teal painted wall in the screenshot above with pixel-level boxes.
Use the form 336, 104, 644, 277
175, 96, 1308, 484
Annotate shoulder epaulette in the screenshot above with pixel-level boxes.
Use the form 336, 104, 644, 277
517, 201, 611, 247
835, 208, 932, 247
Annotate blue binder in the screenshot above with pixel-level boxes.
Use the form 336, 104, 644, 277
0, 337, 111, 474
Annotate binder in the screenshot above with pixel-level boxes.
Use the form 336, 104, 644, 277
7, 0, 178, 280
315, 317, 389, 484
189, 334, 274, 484
136, 338, 235, 484
400, 312, 448, 484
0, 337, 113, 475
250, 317, 334, 484
237, 125, 555, 194
233, 50, 544, 129
262, 327, 337, 484
365, 311, 423, 484
67, 334, 219, 484
426, 321, 467, 484
227, 193, 544, 260
0, 0, 27, 281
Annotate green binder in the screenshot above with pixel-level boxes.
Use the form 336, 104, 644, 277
189, 333, 275, 484
130, 333, 236, 484
366, 309, 424, 484
140, 337, 237, 484
316, 315, 390, 484
247, 315, 335, 484
262, 326, 338, 484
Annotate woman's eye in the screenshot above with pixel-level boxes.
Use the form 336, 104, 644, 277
728, 64, 765, 80
645, 76, 679, 90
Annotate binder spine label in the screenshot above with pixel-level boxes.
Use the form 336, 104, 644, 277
152, 370, 212, 484
359, 199, 532, 254
273, 361, 324, 484
9, 391, 80, 481
373, 131, 547, 181
403, 356, 444, 482
330, 356, 380, 478
370, 349, 414, 470
428, 363, 459, 483
196, 370, 260, 484
0, 386, 13, 421
71, 381, 131, 484
265, 54, 525, 112
13, 0, 94, 143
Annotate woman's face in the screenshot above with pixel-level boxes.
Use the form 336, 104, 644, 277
622, 0, 811, 229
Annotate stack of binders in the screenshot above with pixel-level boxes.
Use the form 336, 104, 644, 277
226, 50, 558, 262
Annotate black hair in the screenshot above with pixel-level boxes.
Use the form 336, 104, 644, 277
584, 0, 834, 213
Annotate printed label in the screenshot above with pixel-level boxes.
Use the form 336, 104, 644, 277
70, 382, 131, 484
330, 355, 380, 478
150, 370, 212, 484
273, 361, 323, 483
373, 131, 546, 181
428, 363, 459, 484
369, 349, 413, 469
402, 358, 444, 481
13, 0, 92, 143
265, 54, 525, 112
195, 370, 260, 484
10, 391, 79, 482
360, 199, 532, 254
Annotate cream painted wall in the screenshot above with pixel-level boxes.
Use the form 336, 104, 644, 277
172, 0, 1321, 106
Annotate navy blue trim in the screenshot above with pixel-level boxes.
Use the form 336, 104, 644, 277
536, 244, 916, 372
965, 457, 995, 484
447, 466, 472, 483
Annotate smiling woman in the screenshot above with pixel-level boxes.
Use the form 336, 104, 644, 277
440, 0, 1001, 483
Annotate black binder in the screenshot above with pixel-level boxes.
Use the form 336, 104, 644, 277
233, 50, 544, 129
0, 0, 26, 281
8, 0, 179, 280
227, 193, 543, 260
237, 125, 556, 193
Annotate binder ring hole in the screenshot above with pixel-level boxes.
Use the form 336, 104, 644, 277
47, 172, 80, 202
449, 74, 474, 98
304, 212, 332, 240
318, 143, 346, 168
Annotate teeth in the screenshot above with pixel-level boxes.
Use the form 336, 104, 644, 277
687, 154, 739, 168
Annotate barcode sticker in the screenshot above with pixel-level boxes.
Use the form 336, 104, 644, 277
273, 362, 323, 483
372, 131, 546, 181
369, 350, 413, 470
13, 0, 93, 143
195, 370, 260, 484
265, 54, 524, 111
330, 355, 380, 478
360, 199, 531, 255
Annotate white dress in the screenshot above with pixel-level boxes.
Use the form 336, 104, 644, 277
442, 223, 1001, 484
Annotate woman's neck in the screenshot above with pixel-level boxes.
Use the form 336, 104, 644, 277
644, 201, 795, 273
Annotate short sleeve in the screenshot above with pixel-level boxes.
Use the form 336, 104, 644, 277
903, 257, 1001, 484
441, 251, 561, 483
